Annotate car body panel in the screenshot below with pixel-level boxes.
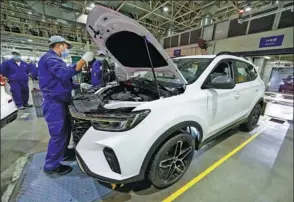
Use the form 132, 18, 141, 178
1, 85, 18, 128
86, 5, 187, 84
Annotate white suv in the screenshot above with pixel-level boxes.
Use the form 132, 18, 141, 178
1, 76, 18, 128
71, 6, 266, 188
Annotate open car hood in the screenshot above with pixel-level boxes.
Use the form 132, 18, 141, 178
86, 5, 187, 84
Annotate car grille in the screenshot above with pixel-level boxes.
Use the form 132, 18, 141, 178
71, 116, 91, 144
103, 147, 121, 174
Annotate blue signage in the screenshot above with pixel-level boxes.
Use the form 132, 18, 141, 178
174, 49, 181, 56
259, 35, 284, 48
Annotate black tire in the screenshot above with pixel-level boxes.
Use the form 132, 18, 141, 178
239, 104, 261, 132
148, 133, 195, 189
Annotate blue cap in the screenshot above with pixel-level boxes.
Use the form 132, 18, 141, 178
48, 35, 72, 49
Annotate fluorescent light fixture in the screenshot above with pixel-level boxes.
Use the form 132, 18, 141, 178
264, 56, 271, 59
245, 7, 251, 11
28, 11, 32, 15
163, 6, 169, 12
28, 39, 33, 42
91, 3, 95, 8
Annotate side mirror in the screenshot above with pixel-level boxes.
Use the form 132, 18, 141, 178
211, 75, 235, 89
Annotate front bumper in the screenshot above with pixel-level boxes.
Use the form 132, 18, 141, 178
1, 110, 18, 128
75, 149, 141, 184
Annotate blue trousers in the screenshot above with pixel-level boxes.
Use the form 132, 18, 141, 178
9, 81, 29, 107
43, 99, 71, 171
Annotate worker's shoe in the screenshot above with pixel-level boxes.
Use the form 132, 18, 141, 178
44, 164, 73, 175
23, 103, 33, 108
18, 106, 25, 110
63, 148, 76, 161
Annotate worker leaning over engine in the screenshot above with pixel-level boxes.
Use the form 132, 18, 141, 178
39, 35, 93, 175
0, 50, 33, 110
90, 50, 105, 87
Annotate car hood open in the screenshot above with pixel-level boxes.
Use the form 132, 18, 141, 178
86, 5, 187, 84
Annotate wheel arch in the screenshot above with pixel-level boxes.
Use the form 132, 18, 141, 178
138, 121, 203, 179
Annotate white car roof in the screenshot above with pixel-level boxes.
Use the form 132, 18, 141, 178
174, 55, 216, 59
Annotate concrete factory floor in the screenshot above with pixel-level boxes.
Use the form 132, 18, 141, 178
1, 82, 293, 202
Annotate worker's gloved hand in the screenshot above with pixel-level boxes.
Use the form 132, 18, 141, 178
80, 83, 93, 91
82, 52, 94, 63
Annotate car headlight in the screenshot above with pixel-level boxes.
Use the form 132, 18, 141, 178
91, 109, 150, 132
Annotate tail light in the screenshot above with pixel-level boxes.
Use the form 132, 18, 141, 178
0, 75, 6, 86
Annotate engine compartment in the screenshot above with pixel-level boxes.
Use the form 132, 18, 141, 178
70, 77, 185, 114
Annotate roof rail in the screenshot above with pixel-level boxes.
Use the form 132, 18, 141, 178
216, 51, 248, 60
216, 51, 240, 57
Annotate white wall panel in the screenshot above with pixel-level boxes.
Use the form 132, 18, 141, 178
214, 27, 293, 53
214, 21, 230, 40
202, 25, 214, 41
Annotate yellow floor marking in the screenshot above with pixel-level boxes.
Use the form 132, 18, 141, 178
162, 126, 268, 202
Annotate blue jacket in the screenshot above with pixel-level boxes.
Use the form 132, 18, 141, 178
0, 59, 30, 81
38, 49, 80, 103
29, 62, 38, 78
91, 60, 102, 86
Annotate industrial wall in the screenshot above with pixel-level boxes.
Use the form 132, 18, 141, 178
164, 27, 293, 57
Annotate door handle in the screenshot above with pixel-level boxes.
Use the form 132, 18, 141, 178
234, 93, 240, 99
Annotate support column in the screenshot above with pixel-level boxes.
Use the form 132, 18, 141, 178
254, 57, 266, 79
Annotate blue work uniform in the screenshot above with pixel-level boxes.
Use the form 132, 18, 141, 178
29, 62, 38, 79
91, 60, 102, 86
39, 49, 80, 171
0, 59, 30, 107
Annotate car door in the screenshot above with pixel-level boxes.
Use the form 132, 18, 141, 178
232, 59, 259, 118
202, 60, 240, 137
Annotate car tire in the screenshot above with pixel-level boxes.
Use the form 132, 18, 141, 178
148, 133, 195, 189
239, 104, 261, 132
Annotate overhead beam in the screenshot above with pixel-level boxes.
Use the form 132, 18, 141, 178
126, 2, 191, 29
138, 1, 169, 21
116, 1, 127, 11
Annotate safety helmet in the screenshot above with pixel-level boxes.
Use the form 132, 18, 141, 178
48, 35, 72, 49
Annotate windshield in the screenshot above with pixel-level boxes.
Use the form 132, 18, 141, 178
173, 58, 213, 84
129, 58, 213, 84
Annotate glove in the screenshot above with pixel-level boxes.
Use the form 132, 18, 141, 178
82, 52, 94, 63
80, 83, 93, 91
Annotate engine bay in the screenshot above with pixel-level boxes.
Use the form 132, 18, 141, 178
70, 77, 185, 114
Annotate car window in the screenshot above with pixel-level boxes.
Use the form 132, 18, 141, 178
207, 61, 234, 84
172, 58, 213, 84
234, 60, 257, 83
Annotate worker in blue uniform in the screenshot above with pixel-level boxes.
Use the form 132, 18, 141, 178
90, 51, 105, 86
39, 35, 93, 175
0, 51, 33, 110
29, 60, 39, 81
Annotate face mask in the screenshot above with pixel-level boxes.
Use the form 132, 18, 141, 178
61, 48, 69, 58
13, 55, 21, 61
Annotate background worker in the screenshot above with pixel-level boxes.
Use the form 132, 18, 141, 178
0, 50, 33, 110
29, 60, 39, 81
39, 35, 93, 175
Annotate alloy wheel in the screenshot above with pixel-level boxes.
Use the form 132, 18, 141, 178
251, 106, 261, 127
158, 140, 193, 184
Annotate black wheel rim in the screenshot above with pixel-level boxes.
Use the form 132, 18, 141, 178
251, 106, 261, 127
157, 140, 193, 184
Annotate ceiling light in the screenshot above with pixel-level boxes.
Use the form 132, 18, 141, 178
28, 11, 32, 15
264, 56, 271, 59
28, 39, 33, 42
245, 7, 251, 12
163, 7, 169, 12
276, 1, 279, 4
90, 3, 95, 8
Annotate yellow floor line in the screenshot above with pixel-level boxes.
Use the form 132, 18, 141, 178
162, 126, 268, 202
